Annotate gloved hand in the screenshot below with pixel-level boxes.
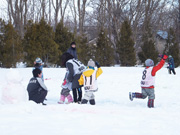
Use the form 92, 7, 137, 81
162, 55, 168, 60
158, 54, 163, 58
95, 61, 100, 68
62, 80, 67, 85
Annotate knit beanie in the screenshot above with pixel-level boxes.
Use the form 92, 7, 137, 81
71, 42, 76, 46
168, 55, 172, 58
35, 57, 42, 64
87, 59, 95, 67
61, 52, 74, 67
145, 59, 154, 67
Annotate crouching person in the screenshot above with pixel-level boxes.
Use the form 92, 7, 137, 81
27, 68, 48, 105
78, 59, 103, 105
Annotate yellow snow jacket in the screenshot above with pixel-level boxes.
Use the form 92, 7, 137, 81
78, 67, 103, 86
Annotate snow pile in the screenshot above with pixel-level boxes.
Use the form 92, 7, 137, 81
1, 69, 28, 104
16, 62, 27, 68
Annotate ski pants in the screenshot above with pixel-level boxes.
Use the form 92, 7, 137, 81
141, 88, 155, 99
29, 90, 47, 104
61, 88, 71, 97
83, 91, 95, 101
72, 87, 82, 102
169, 68, 176, 75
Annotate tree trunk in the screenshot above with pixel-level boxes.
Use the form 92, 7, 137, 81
78, 0, 87, 35
49, 0, 51, 25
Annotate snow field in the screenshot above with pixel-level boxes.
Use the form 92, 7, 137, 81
0, 66, 180, 135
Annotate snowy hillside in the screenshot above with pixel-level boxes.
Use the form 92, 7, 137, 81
0, 66, 180, 135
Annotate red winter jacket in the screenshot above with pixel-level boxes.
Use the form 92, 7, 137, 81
142, 59, 165, 89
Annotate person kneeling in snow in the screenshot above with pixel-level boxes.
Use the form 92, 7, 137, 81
78, 59, 103, 105
129, 55, 168, 108
58, 69, 73, 104
27, 68, 48, 105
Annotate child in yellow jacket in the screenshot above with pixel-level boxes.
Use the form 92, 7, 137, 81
78, 59, 103, 105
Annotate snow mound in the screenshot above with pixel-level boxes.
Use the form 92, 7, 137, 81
1, 69, 28, 104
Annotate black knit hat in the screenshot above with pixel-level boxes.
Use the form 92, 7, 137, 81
61, 52, 74, 67
70, 42, 76, 46
33, 68, 42, 77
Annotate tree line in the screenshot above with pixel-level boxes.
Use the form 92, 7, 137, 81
0, 0, 180, 68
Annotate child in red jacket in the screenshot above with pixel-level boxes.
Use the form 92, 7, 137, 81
129, 55, 168, 108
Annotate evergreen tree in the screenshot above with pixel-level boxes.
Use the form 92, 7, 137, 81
164, 28, 180, 67
38, 19, 60, 65
23, 21, 41, 66
54, 22, 75, 65
24, 19, 60, 66
95, 28, 114, 66
116, 20, 136, 66
75, 34, 92, 65
138, 23, 158, 65
0, 21, 23, 68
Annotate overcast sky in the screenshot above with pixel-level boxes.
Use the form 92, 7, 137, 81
0, 0, 8, 21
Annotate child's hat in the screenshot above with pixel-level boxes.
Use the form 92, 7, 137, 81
168, 55, 172, 58
35, 57, 42, 64
87, 59, 95, 67
71, 42, 76, 46
145, 59, 154, 67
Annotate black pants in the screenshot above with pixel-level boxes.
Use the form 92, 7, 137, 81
29, 90, 47, 104
72, 87, 82, 103
169, 68, 176, 75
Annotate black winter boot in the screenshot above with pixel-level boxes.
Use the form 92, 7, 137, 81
89, 99, 95, 105
81, 99, 88, 104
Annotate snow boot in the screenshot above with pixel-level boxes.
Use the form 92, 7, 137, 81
42, 102, 47, 105
58, 95, 65, 104
129, 92, 135, 101
148, 99, 154, 108
81, 99, 88, 104
66, 94, 73, 104
89, 99, 95, 105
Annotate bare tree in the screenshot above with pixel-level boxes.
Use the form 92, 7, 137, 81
52, 0, 69, 28
178, 0, 180, 42
48, 0, 51, 25
52, 0, 61, 27
41, 0, 46, 19
7, 0, 28, 37
69, 0, 78, 34
78, 0, 87, 35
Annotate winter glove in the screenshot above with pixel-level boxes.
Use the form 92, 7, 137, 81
95, 61, 100, 68
62, 80, 67, 85
162, 55, 168, 60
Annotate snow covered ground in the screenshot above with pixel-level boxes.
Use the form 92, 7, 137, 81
0, 66, 180, 135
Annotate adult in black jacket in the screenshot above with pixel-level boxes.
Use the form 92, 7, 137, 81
61, 52, 86, 103
27, 68, 48, 105
67, 42, 78, 59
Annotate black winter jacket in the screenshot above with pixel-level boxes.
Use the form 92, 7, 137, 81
27, 77, 48, 101
67, 47, 78, 59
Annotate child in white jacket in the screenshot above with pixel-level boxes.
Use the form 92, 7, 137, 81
78, 59, 103, 105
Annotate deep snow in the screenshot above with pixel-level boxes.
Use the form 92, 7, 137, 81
0, 66, 180, 135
